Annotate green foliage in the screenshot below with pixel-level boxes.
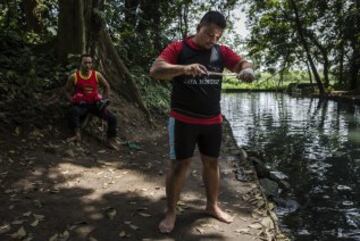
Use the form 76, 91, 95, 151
0, 33, 65, 108
245, 0, 360, 90
130, 66, 170, 114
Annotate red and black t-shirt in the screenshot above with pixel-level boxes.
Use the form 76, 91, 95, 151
159, 37, 242, 124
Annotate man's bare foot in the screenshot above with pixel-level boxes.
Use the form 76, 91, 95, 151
67, 134, 81, 142
106, 137, 119, 151
205, 205, 234, 223
159, 212, 176, 233
67, 129, 81, 142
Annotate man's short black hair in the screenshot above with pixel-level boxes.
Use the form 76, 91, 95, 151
80, 54, 92, 62
199, 11, 227, 29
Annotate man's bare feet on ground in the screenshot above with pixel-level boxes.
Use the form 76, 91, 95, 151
205, 205, 234, 223
159, 212, 176, 233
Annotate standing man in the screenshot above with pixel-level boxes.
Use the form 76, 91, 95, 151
65, 54, 118, 150
149, 11, 255, 233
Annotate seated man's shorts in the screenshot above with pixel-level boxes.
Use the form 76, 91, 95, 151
168, 117, 222, 160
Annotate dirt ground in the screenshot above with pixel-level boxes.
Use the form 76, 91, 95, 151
0, 117, 284, 241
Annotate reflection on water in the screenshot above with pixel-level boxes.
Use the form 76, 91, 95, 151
221, 92, 360, 241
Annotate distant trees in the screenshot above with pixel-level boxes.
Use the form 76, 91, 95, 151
245, 0, 360, 93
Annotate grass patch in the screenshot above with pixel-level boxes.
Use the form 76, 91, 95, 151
222, 71, 311, 91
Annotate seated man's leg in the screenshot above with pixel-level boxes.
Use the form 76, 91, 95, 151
68, 104, 89, 141
92, 106, 118, 149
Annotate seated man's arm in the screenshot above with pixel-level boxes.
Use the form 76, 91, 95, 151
64, 74, 75, 102
96, 72, 110, 99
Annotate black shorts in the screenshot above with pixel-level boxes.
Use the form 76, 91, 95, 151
168, 117, 222, 160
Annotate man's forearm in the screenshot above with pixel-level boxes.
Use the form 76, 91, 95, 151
150, 60, 185, 80
234, 60, 253, 73
65, 88, 73, 102
103, 87, 110, 99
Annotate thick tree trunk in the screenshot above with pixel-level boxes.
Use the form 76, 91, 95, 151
93, 9, 151, 120
57, 0, 86, 63
288, 0, 325, 95
21, 0, 43, 33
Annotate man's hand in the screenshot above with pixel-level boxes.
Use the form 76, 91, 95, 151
237, 68, 255, 83
184, 64, 208, 77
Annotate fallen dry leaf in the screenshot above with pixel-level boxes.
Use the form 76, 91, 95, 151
137, 212, 151, 217
58, 230, 70, 241
33, 214, 45, 220
11, 226, 27, 239
12, 219, 25, 225
0, 224, 11, 234
49, 233, 58, 241
105, 208, 117, 220
248, 223, 262, 230
195, 227, 204, 234
235, 228, 251, 234
23, 211, 32, 217
129, 224, 139, 230
30, 219, 39, 227
119, 230, 126, 238
260, 217, 275, 230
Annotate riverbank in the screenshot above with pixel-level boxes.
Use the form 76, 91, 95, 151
223, 87, 360, 107
0, 116, 289, 241
222, 89, 286, 93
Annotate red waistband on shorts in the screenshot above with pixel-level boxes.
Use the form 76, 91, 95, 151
170, 110, 223, 125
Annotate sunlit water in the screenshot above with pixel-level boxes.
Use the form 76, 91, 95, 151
221, 92, 360, 241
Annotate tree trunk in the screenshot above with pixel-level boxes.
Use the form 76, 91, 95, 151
288, 0, 325, 95
306, 61, 313, 84
57, 0, 86, 63
306, 32, 330, 88
349, 51, 360, 90
21, 0, 43, 33
336, 0, 345, 86
182, 5, 189, 38
349, 0, 360, 91
178, 4, 189, 38
124, 0, 140, 27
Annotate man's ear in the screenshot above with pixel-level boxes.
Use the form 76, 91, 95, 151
196, 24, 201, 32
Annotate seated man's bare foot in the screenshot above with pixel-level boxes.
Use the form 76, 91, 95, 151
159, 212, 176, 233
67, 130, 81, 142
67, 135, 81, 142
106, 137, 119, 151
205, 205, 234, 223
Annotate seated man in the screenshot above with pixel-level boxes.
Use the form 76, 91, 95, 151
65, 54, 118, 150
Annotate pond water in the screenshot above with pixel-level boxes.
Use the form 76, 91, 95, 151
221, 92, 360, 241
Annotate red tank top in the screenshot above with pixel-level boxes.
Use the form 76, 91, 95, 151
72, 70, 101, 104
